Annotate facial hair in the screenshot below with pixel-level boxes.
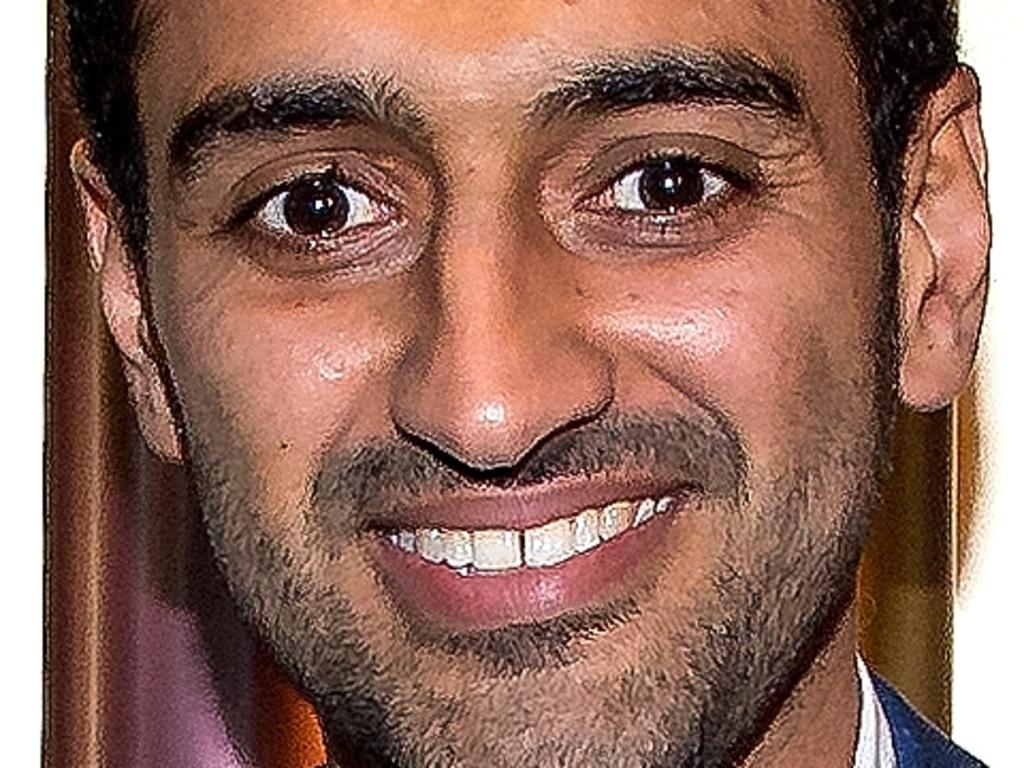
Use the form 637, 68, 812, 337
185, 393, 890, 768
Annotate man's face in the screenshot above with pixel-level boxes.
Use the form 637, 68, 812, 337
132, 1, 893, 765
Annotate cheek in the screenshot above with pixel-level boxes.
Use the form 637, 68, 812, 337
151, 248, 408, 494
590, 232, 880, 461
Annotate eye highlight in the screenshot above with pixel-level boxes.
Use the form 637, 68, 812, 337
210, 154, 433, 280
254, 171, 388, 240
609, 157, 730, 213
541, 141, 765, 258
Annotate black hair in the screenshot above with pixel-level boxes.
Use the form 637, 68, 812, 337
65, 0, 150, 255
833, 0, 960, 224
64, 0, 960, 257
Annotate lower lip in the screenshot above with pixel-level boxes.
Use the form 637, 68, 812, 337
366, 503, 685, 630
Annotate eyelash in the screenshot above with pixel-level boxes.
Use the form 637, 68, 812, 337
588, 152, 754, 214
218, 148, 761, 278
545, 150, 764, 254
229, 170, 391, 243
212, 165, 422, 279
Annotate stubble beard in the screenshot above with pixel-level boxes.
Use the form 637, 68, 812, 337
185, 393, 890, 768
137, 74, 901, 759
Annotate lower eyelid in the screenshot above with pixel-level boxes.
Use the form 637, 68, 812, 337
225, 216, 417, 280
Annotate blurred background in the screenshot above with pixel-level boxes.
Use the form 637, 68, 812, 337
32, 0, 1022, 766
951, 3, 1024, 765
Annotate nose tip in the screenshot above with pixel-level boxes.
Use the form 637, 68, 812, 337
390, 328, 613, 473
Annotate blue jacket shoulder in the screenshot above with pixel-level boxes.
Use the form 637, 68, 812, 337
872, 674, 987, 768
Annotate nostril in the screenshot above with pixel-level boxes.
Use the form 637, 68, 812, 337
393, 419, 533, 481
389, 318, 616, 480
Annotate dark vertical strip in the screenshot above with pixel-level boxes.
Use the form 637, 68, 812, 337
858, 406, 953, 731
954, 379, 982, 599
46, 1, 111, 762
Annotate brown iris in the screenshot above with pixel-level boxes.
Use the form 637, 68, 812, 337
282, 175, 351, 236
638, 158, 707, 213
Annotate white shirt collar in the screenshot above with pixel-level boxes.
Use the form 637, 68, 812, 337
854, 655, 897, 768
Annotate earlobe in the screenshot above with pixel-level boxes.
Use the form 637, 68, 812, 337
898, 66, 990, 411
70, 140, 184, 462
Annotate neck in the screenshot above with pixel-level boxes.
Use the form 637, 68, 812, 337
740, 605, 862, 768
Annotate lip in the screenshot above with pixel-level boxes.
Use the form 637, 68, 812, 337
366, 475, 699, 533
363, 482, 696, 630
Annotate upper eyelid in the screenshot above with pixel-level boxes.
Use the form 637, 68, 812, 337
571, 133, 755, 181
208, 146, 416, 228
219, 146, 758, 236
582, 155, 751, 208
227, 168, 387, 229
555, 127, 800, 205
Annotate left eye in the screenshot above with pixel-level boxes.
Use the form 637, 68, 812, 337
255, 173, 386, 238
609, 157, 730, 213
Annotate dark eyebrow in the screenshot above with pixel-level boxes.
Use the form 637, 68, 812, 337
529, 49, 804, 126
167, 74, 433, 183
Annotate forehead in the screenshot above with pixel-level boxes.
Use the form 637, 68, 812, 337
135, 0, 857, 146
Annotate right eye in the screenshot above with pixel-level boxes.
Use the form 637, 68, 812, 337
607, 157, 731, 215
254, 172, 390, 240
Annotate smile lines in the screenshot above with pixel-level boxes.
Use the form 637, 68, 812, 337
382, 495, 678, 576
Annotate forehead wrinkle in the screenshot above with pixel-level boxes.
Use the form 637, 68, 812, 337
155, 22, 840, 193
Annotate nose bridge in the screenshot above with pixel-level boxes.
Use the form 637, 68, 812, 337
391, 163, 612, 470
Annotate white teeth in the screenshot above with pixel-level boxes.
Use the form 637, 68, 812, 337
397, 530, 417, 553
389, 493, 681, 572
442, 530, 473, 568
416, 528, 445, 563
634, 498, 656, 526
599, 501, 633, 541
472, 529, 523, 571
573, 508, 602, 553
524, 518, 575, 567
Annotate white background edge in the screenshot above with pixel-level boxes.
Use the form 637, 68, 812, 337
4, 1, 46, 765
5, 1, 1020, 765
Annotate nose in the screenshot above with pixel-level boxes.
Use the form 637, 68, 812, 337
390, 218, 612, 473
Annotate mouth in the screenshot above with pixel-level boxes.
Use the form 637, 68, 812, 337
365, 479, 696, 630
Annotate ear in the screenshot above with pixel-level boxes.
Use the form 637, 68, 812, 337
70, 139, 183, 462
898, 66, 990, 411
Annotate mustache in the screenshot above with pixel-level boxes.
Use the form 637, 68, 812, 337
311, 409, 748, 531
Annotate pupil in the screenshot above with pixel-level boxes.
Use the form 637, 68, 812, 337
638, 158, 705, 212
283, 176, 350, 236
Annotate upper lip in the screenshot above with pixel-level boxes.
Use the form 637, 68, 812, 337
367, 475, 699, 533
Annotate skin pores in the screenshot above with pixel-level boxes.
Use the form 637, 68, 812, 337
127, 1, 893, 765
